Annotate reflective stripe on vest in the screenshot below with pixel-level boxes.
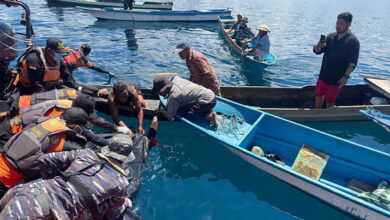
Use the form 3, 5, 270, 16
11, 100, 73, 134
63, 50, 82, 67
18, 47, 61, 87
19, 89, 78, 109
4, 117, 70, 176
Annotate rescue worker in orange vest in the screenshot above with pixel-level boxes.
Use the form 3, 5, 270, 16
15, 38, 69, 95
0, 107, 92, 198
0, 93, 131, 148
0, 88, 78, 121
0, 22, 18, 101
62, 44, 116, 89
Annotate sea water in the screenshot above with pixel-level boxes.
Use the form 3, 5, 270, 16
1, 0, 390, 219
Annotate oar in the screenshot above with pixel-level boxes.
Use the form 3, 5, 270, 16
115, 72, 178, 77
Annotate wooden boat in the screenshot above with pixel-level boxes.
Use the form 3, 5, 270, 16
2, 79, 389, 122
361, 108, 390, 132
218, 16, 276, 69
221, 84, 390, 122
81, 7, 232, 22
363, 74, 390, 99
173, 96, 390, 219
46, 0, 173, 10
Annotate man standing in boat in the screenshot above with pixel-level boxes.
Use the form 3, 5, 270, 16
124, 0, 135, 10
176, 42, 220, 95
313, 12, 360, 108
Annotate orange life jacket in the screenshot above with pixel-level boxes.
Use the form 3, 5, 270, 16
63, 49, 83, 67
2, 117, 72, 182
18, 46, 61, 87
10, 99, 73, 134
0, 153, 25, 189
18, 88, 78, 109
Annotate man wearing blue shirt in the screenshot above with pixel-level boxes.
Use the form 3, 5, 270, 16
243, 24, 271, 61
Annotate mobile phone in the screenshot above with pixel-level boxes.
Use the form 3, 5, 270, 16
320, 35, 326, 42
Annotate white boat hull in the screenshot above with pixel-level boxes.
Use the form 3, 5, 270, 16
83, 8, 232, 22
221, 143, 387, 220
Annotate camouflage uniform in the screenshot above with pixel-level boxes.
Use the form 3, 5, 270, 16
0, 149, 128, 219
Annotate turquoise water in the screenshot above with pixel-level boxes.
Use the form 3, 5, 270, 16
2, 0, 390, 219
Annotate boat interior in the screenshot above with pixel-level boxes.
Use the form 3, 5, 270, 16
181, 97, 390, 214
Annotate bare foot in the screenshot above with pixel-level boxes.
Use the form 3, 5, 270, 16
207, 111, 218, 128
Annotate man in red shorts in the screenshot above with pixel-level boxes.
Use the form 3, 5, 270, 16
314, 12, 360, 108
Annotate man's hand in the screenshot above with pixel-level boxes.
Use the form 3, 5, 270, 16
243, 50, 249, 57
138, 127, 145, 134
338, 76, 348, 88
315, 41, 326, 52
117, 126, 132, 135
124, 198, 132, 209
108, 72, 116, 77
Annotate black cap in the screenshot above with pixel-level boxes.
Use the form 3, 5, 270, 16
152, 76, 170, 95
73, 94, 95, 115
81, 43, 91, 55
46, 38, 68, 55
62, 107, 89, 127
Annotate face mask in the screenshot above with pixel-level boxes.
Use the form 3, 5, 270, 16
54, 53, 63, 61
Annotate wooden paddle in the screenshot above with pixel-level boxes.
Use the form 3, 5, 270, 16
115, 72, 178, 77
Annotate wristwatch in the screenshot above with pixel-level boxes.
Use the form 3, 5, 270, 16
344, 75, 350, 79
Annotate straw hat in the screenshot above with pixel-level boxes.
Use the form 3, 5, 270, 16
256, 24, 271, 32
237, 13, 243, 17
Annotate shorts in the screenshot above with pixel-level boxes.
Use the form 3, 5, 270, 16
315, 79, 342, 103
249, 49, 268, 61
177, 97, 217, 116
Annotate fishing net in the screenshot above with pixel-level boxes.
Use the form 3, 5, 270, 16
215, 113, 246, 140
366, 106, 383, 118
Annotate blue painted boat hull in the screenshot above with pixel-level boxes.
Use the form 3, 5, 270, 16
361, 109, 390, 132
81, 7, 232, 22
176, 97, 390, 219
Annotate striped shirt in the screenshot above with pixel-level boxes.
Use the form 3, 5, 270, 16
185, 49, 219, 93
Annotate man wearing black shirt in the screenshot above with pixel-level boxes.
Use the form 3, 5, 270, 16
313, 12, 360, 108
